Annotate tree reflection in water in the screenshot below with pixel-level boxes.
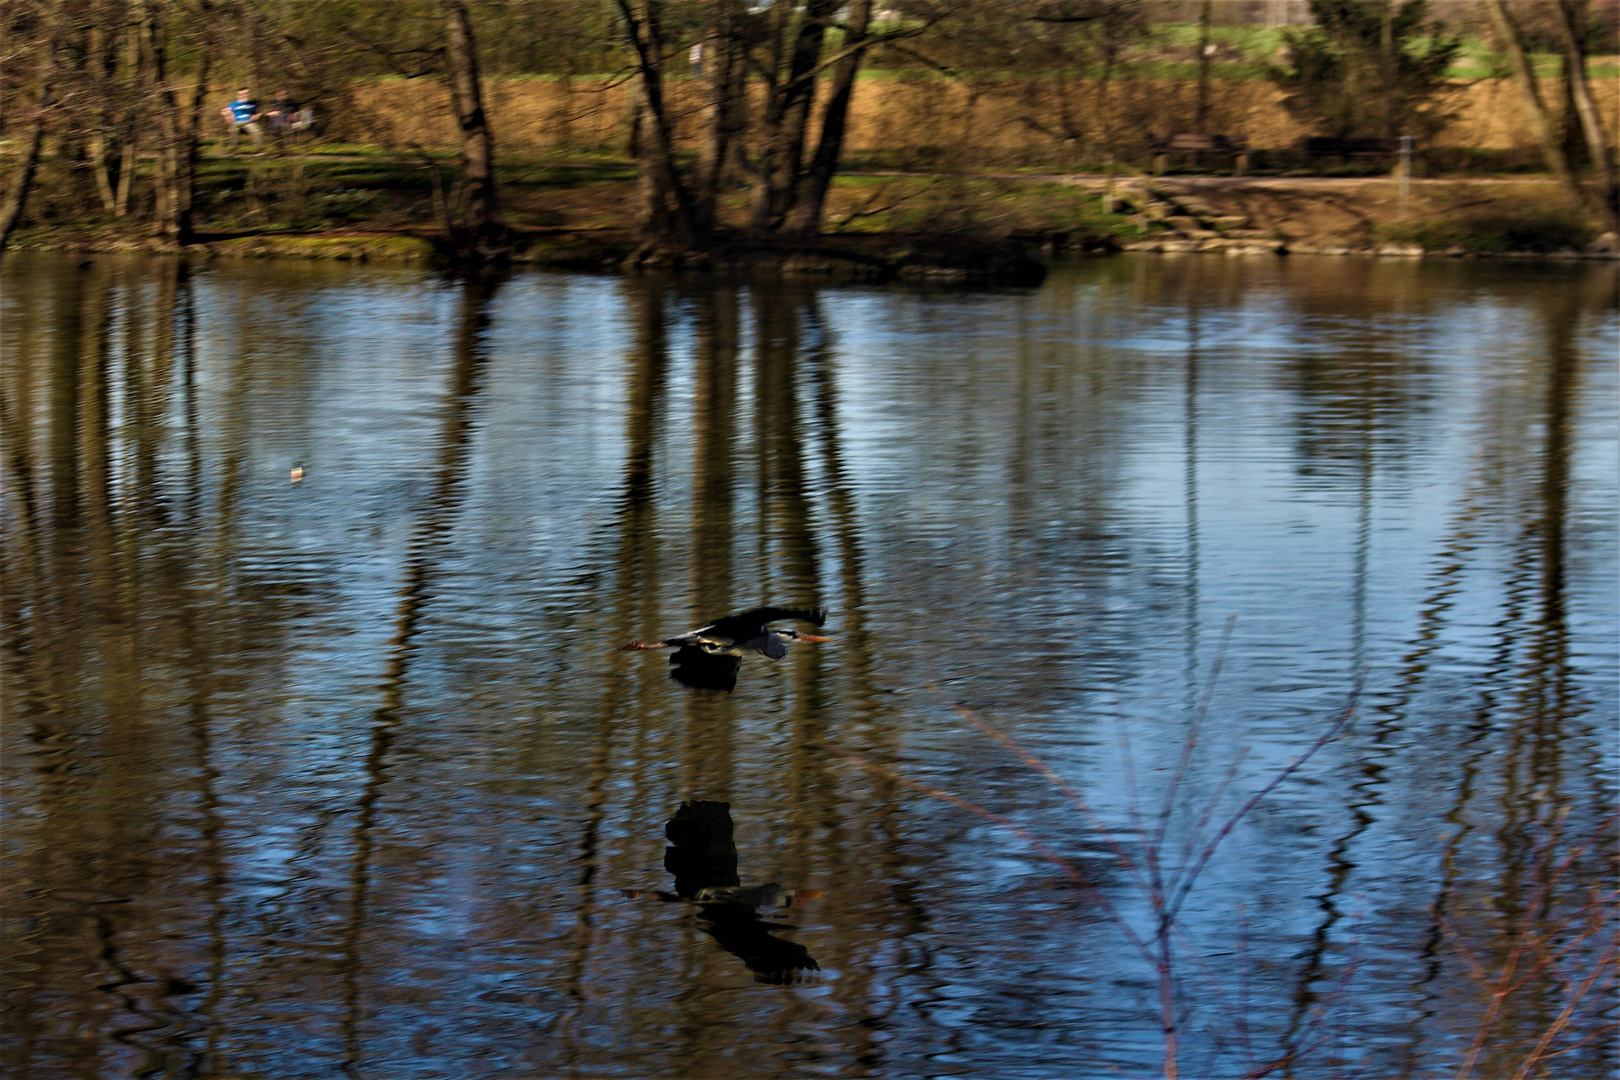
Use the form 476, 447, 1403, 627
0, 254, 1614, 1080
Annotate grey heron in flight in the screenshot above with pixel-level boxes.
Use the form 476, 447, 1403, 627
619, 607, 832, 691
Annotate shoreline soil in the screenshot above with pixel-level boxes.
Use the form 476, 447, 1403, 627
9, 170, 1615, 280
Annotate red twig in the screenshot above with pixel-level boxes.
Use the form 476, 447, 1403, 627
826, 658, 1365, 1080
936, 689, 1154, 897
1449, 813, 1618, 1080
1163, 679, 1360, 927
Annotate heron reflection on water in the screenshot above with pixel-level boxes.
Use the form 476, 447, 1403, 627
619, 607, 832, 692
626, 800, 822, 985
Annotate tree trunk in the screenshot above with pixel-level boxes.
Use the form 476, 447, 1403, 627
1557, 53, 1585, 165
1194, 0, 1213, 133
616, 0, 698, 253
114, 136, 138, 217
140, 0, 181, 242
114, 22, 141, 218
787, 0, 873, 238
88, 23, 120, 214
139, 0, 209, 247
0, 89, 51, 254
1378, 0, 1394, 138
439, 0, 505, 255
693, 0, 748, 237
178, 48, 213, 237
1554, 0, 1618, 232
1482, 0, 1595, 223
750, 0, 839, 235
0, 6, 61, 255
631, 86, 681, 248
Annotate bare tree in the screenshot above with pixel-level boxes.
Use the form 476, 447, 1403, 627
1551, 0, 1617, 231
692, 0, 749, 237
1194, 0, 1214, 132
83, 4, 140, 217
439, 0, 506, 257
901, 0, 1149, 170
138, 0, 212, 247
0, 5, 61, 253
1481, 0, 1607, 229
747, 0, 934, 237
615, 0, 700, 256
749, 0, 839, 234
786, 0, 873, 237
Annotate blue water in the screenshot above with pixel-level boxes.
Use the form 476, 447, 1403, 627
2, 252, 1615, 1079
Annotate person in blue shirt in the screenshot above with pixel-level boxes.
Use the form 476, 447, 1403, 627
220, 88, 263, 152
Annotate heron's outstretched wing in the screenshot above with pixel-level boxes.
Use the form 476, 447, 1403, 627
698, 607, 826, 644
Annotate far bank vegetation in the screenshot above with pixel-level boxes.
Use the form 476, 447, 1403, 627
1, 0, 1616, 260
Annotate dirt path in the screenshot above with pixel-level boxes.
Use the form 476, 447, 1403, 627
1084, 175, 1599, 254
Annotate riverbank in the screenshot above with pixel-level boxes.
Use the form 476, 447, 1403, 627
1097, 175, 1619, 259
8, 162, 1615, 274
6, 226, 1053, 284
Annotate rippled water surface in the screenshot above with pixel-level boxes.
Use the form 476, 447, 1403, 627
2, 253, 1615, 1080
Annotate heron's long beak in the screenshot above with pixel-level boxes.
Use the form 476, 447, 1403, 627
618, 641, 669, 651
797, 634, 834, 643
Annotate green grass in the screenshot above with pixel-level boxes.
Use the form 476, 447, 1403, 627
178, 152, 635, 234
1377, 206, 1595, 253
824, 175, 1140, 242
1140, 23, 1608, 79
1152, 22, 1290, 54
207, 233, 436, 261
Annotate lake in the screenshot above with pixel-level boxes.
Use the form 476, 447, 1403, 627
2, 252, 1615, 1080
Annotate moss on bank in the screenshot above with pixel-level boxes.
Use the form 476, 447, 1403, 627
4, 222, 1054, 284
204, 233, 438, 263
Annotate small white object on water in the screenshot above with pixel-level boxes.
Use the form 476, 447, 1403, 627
290, 465, 304, 484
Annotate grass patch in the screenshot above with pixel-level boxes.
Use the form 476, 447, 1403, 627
824, 175, 1138, 244
1378, 205, 1594, 253
1151, 22, 1289, 54
181, 153, 638, 234
208, 233, 436, 262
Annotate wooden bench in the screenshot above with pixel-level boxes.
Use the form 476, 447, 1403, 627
1150, 134, 1250, 176
1300, 136, 1401, 158
1300, 136, 1418, 179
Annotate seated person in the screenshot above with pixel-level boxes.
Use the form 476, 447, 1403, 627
266, 89, 301, 133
